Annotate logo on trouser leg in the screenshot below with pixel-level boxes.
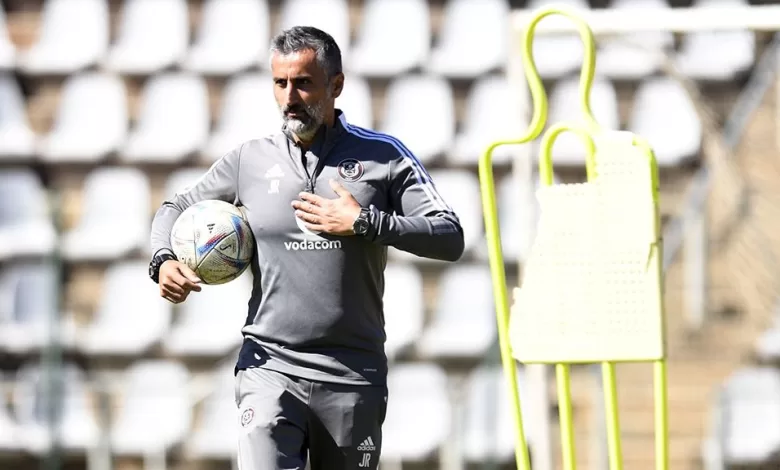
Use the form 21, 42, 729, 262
241, 407, 254, 427
359, 453, 371, 468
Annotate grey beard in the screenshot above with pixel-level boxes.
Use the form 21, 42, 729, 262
283, 117, 320, 141
280, 99, 327, 142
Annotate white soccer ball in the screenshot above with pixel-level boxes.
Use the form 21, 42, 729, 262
170, 200, 254, 285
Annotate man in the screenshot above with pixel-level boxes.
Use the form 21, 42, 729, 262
148, 26, 464, 470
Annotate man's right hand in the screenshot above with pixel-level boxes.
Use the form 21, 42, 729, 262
159, 260, 202, 304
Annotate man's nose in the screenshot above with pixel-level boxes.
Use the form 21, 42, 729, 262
284, 82, 300, 103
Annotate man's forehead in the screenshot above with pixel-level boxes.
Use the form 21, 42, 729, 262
271, 49, 320, 72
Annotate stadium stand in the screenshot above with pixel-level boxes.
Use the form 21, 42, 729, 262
0, 0, 779, 470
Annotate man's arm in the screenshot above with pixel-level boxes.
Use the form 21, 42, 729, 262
150, 146, 242, 256
365, 154, 465, 262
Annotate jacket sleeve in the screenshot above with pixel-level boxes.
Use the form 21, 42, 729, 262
150, 146, 242, 256
365, 153, 465, 262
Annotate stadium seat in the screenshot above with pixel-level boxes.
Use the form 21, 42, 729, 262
703, 367, 780, 467
278, 0, 351, 58
417, 264, 495, 360
335, 74, 373, 130
0, 4, 15, 69
379, 74, 455, 163
59, 167, 150, 261
383, 263, 424, 361
162, 167, 210, 203
38, 72, 127, 163
628, 77, 702, 166
426, 0, 510, 78
597, 0, 674, 80
473, 173, 549, 264
77, 261, 171, 355
163, 274, 252, 357
675, 0, 755, 81
449, 74, 530, 166
0, 262, 77, 354
462, 366, 530, 463
0, 372, 19, 452
12, 362, 99, 454
205, 73, 280, 162
18, 0, 109, 75
110, 360, 192, 455
121, 73, 210, 163
103, 0, 189, 74
182, 0, 270, 75
347, 0, 429, 77
186, 365, 238, 460
526, 0, 590, 80
382, 363, 451, 462
0, 74, 36, 159
545, 75, 619, 166
0, 170, 57, 261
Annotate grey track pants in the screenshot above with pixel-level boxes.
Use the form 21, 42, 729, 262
235, 367, 388, 470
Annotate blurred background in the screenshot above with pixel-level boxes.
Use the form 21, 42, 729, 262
0, 0, 779, 470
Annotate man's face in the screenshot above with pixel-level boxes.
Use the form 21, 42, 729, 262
271, 48, 341, 141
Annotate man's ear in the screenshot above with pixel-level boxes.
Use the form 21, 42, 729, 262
331, 73, 345, 99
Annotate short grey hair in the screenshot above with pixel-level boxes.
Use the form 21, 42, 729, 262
270, 26, 342, 79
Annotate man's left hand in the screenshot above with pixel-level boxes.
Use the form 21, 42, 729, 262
292, 179, 362, 236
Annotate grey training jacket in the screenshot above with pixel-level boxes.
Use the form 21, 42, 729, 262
150, 111, 465, 386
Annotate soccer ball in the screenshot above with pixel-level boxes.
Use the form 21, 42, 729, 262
170, 200, 254, 285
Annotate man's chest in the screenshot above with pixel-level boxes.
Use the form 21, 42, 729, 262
237, 149, 389, 236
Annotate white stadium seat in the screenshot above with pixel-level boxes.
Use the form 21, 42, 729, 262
182, 0, 270, 75
347, 0, 429, 77
526, 0, 590, 80
0, 4, 16, 69
186, 365, 238, 459
628, 77, 702, 166
0, 170, 57, 260
38, 72, 127, 163
19, 0, 109, 75
205, 73, 281, 162
379, 74, 455, 164
463, 366, 530, 463
121, 73, 210, 163
163, 167, 210, 203
675, 0, 755, 81
426, 0, 510, 78
383, 263, 424, 361
111, 360, 192, 455
382, 363, 451, 462
163, 274, 252, 357
0, 372, 20, 452
103, 0, 189, 74
474, 173, 548, 264
597, 0, 674, 80
449, 74, 529, 166
77, 261, 171, 355
335, 75, 373, 130
417, 264, 495, 360
0, 74, 36, 159
278, 0, 350, 59
60, 167, 150, 261
703, 367, 780, 466
13, 362, 99, 454
545, 76, 619, 166
0, 262, 76, 354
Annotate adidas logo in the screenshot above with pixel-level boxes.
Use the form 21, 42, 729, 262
357, 436, 376, 452
265, 164, 285, 179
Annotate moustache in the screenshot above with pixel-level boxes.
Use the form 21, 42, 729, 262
283, 105, 310, 117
